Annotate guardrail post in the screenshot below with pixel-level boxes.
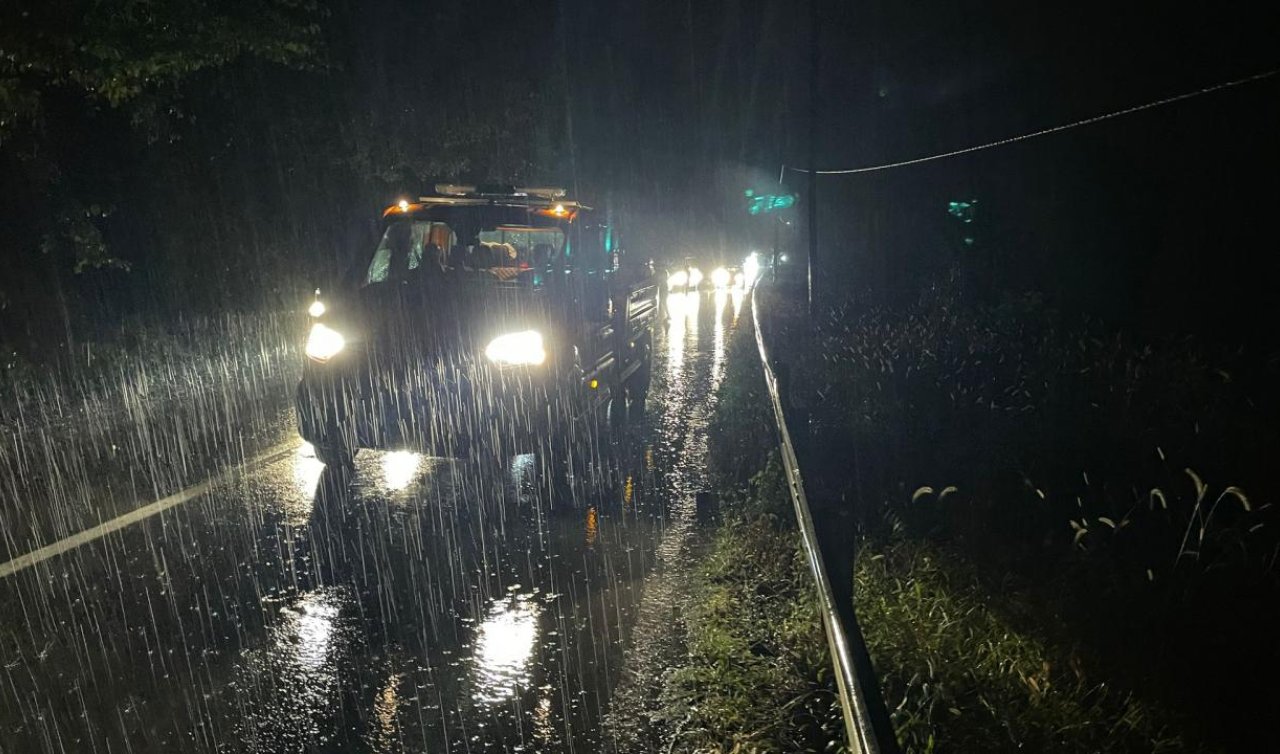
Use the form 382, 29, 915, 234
774, 361, 812, 456
775, 361, 792, 408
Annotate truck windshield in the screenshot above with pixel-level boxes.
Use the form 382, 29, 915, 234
365, 218, 565, 285
365, 220, 454, 284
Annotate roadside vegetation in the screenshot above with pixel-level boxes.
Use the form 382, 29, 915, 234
658, 309, 845, 753
856, 538, 1196, 753
764, 270, 1279, 752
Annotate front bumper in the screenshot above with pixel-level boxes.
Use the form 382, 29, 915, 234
296, 357, 584, 455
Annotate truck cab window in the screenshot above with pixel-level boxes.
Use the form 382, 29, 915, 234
470, 226, 565, 269
366, 221, 454, 284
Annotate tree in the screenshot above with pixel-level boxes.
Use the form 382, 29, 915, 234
0, 0, 323, 360
1, 0, 321, 132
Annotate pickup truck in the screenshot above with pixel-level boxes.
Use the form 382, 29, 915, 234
295, 185, 659, 476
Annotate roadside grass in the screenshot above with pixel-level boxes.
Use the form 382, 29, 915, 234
673, 289, 1198, 753
856, 536, 1200, 753
763, 270, 1279, 751
661, 457, 845, 753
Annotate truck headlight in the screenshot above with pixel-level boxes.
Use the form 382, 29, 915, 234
711, 267, 731, 288
667, 270, 688, 289
305, 323, 346, 362
485, 330, 546, 366
687, 267, 703, 287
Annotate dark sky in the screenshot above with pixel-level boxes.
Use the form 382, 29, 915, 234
812, 0, 1276, 166
783, 0, 1280, 333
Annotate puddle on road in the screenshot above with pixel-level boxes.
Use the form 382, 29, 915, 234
470, 593, 540, 704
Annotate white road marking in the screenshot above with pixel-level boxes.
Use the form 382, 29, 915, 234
0, 440, 300, 579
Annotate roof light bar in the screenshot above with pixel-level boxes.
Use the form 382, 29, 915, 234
515, 186, 567, 199
433, 184, 567, 200
434, 183, 476, 196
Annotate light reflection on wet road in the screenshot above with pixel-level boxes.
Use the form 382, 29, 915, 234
0, 289, 744, 753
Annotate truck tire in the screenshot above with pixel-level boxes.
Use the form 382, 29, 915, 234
542, 403, 608, 505
312, 425, 357, 469
625, 338, 653, 407
539, 421, 577, 503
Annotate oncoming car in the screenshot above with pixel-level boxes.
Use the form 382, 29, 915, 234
665, 263, 704, 293
296, 185, 658, 473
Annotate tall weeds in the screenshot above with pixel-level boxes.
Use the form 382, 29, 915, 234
766, 271, 1280, 750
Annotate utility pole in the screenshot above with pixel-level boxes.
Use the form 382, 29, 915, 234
807, 0, 819, 316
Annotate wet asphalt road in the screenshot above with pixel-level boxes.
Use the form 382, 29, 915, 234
0, 289, 747, 753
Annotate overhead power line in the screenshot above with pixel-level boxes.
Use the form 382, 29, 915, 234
788, 68, 1279, 176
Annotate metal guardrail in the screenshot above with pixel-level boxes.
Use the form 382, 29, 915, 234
751, 292, 899, 754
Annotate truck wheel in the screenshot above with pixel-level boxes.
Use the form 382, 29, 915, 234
607, 394, 628, 430
625, 344, 652, 407
312, 426, 357, 469
542, 413, 602, 506
540, 425, 577, 504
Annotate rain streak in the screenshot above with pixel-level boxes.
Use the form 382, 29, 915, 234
0, 285, 747, 753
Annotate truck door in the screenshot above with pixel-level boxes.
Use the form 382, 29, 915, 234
569, 222, 619, 399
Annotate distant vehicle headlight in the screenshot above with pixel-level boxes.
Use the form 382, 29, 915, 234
687, 267, 703, 287
305, 323, 345, 362
485, 330, 546, 366
307, 300, 327, 317
667, 270, 689, 289
711, 267, 731, 288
